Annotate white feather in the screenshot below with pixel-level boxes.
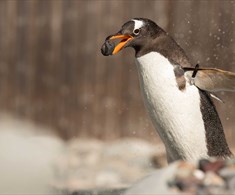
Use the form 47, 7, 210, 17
132, 19, 144, 30
136, 52, 208, 162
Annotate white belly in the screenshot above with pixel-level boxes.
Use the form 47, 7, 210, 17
136, 52, 208, 162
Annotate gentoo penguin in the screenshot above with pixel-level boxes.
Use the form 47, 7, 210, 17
101, 18, 235, 162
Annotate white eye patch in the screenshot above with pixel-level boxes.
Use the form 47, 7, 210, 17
132, 19, 144, 30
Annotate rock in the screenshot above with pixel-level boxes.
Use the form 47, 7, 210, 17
0, 127, 64, 194
70, 188, 126, 195
203, 172, 225, 187
52, 138, 166, 192
199, 158, 225, 173
123, 158, 235, 195
124, 162, 180, 195
228, 176, 235, 192
151, 153, 167, 168
219, 167, 235, 180
102, 138, 164, 159
96, 169, 122, 187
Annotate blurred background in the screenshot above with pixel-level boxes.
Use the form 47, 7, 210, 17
0, 0, 234, 193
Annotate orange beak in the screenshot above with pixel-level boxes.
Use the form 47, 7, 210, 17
109, 34, 133, 54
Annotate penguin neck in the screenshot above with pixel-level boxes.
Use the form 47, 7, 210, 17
135, 34, 192, 68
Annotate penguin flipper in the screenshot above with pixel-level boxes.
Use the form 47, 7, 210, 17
184, 67, 235, 92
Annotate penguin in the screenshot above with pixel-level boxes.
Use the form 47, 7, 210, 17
101, 18, 235, 162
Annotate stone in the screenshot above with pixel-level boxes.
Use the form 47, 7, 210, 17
203, 172, 225, 187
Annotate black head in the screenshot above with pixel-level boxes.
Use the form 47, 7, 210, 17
101, 18, 165, 56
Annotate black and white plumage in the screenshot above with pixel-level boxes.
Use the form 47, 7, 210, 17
101, 18, 234, 162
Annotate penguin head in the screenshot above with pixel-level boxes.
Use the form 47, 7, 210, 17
101, 18, 164, 56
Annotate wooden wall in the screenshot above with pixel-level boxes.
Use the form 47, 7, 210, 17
0, 0, 234, 144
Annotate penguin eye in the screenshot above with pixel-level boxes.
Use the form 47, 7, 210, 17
133, 28, 140, 35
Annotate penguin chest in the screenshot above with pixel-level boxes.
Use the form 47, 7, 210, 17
136, 52, 208, 161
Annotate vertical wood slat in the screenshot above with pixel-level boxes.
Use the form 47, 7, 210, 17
0, 1, 17, 110
0, 1, 233, 144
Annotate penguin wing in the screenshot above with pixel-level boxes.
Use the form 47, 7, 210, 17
184, 67, 235, 92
